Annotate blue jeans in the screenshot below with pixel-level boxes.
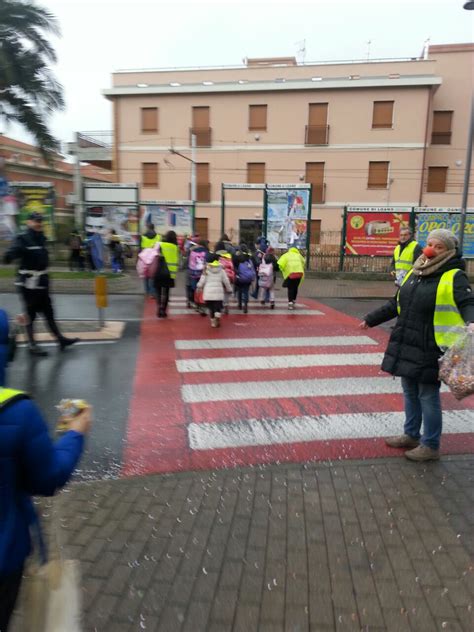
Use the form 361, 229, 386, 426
143, 277, 155, 296
401, 377, 442, 450
237, 284, 250, 306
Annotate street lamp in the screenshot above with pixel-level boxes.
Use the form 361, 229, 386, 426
169, 134, 197, 206
459, 1, 474, 252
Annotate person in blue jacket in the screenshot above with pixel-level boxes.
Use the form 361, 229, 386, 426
0, 309, 92, 631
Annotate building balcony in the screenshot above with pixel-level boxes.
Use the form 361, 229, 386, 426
431, 131, 452, 145
68, 131, 113, 170
190, 182, 211, 203
190, 127, 212, 147
305, 125, 329, 146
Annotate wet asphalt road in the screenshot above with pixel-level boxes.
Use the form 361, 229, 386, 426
2, 293, 389, 480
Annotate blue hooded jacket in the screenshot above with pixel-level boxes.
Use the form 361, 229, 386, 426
0, 311, 85, 577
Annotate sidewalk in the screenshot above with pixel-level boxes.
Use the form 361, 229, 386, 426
14, 456, 473, 632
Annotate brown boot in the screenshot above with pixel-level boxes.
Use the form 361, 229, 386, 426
404, 445, 440, 462
385, 434, 420, 449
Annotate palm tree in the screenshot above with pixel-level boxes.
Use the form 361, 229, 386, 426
0, 0, 64, 157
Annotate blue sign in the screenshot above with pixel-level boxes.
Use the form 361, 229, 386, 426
416, 212, 474, 258
0, 177, 8, 197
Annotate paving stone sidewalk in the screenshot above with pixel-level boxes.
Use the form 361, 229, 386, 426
13, 456, 473, 632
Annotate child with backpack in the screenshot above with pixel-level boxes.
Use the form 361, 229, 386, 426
234, 246, 256, 313
197, 254, 232, 328
186, 240, 209, 310
258, 250, 277, 308
217, 251, 235, 314
136, 242, 160, 297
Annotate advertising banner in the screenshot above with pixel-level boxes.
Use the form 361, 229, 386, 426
85, 205, 139, 244
415, 209, 474, 257
345, 207, 411, 256
142, 205, 194, 236
0, 189, 18, 241
10, 182, 55, 240
266, 188, 310, 249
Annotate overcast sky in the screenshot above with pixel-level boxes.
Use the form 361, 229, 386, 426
3, 0, 473, 148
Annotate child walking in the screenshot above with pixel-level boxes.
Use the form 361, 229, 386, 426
197, 254, 232, 328
258, 249, 277, 308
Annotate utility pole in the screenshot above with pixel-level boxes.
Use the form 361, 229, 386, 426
73, 132, 83, 229
459, 93, 474, 253
191, 133, 197, 207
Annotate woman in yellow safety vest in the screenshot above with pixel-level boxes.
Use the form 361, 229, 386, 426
154, 231, 180, 318
277, 247, 305, 310
360, 229, 474, 462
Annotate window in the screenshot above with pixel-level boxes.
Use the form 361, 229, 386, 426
247, 162, 265, 183
191, 106, 211, 146
141, 108, 158, 133
142, 162, 159, 187
195, 163, 210, 202
372, 101, 394, 129
431, 111, 453, 144
427, 166, 448, 193
249, 105, 267, 131
306, 103, 329, 144
368, 161, 389, 188
305, 162, 325, 203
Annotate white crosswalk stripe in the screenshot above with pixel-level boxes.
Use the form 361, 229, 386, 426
175, 335, 378, 350
169, 308, 323, 315
188, 409, 473, 450
176, 352, 384, 373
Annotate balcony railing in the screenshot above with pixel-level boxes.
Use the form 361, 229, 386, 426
431, 131, 452, 145
77, 131, 113, 150
311, 183, 326, 204
190, 127, 212, 147
305, 125, 329, 146
190, 182, 211, 203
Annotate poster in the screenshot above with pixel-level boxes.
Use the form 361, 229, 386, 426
345, 207, 411, 256
84, 205, 139, 244
266, 189, 310, 249
10, 182, 55, 240
142, 205, 194, 236
0, 193, 18, 240
416, 209, 474, 257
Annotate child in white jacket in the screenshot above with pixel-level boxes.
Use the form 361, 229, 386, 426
197, 255, 232, 327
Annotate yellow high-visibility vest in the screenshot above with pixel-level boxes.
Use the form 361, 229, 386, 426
159, 242, 179, 279
397, 268, 465, 349
394, 241, 418, 272
0, 387, 28, 409
141, 234, 161, 249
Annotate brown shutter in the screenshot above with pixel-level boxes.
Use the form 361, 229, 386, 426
372, 101, 394, 128
192, 106, 210, 128
427, 166, 448, 192
308, 103, 328, 126
249, 105, 267, 130
368, 161, 389, 188
247, 163, 265, 183
305, 162, 325, 203
142, 162, 158, 187
196, 163, 210, 202
141, 108, 158, 133
431, 111, 453, 144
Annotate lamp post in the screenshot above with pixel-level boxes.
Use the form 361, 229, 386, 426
169, 134, 197, 227
459, 1, 474, 252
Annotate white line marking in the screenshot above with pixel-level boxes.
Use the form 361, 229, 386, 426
188, 409, 474, 450
169, 308, 323, 315
175, 335, 378, 351
182, 376, 405, 403
177, 352, 384, 373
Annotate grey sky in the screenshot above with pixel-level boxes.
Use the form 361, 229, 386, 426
4, 0, 473, 147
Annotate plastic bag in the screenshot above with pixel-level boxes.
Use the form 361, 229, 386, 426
439, 329, 474, 400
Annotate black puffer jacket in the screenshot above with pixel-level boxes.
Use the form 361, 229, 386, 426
365, 253, 474, 383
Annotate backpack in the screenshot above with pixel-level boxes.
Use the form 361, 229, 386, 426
237, 260, 256, 284
219, 256, 235, 283
258, 261, 273, 288
136, 247, 159, 279
123, 243, 133, 258
188, 249, 207, 277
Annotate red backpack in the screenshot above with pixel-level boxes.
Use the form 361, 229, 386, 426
219, 256, 235, 283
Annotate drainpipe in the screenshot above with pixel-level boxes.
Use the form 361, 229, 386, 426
418, 87, 433, 207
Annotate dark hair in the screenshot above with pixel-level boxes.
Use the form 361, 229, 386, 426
163, 230, 178, 245
207, 253, 219, 263
148, 223, 155, 230
198, 239, 209, 249
221, 234, 230, 241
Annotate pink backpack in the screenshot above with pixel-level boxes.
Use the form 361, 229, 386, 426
258, 261, 273, 288
136, 247, 159, 279
188, 249, 207, 277
219, 256, 235, 283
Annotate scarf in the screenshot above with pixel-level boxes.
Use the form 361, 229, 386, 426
412, 249, 456, 277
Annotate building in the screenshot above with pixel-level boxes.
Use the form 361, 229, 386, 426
80, 43, 473, 244
0, 135, 113, 227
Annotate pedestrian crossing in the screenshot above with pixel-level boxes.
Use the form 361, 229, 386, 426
169, 308, 323, 316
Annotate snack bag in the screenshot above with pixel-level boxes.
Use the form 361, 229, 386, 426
56, 399, 89, 433
439, 329, 474, 400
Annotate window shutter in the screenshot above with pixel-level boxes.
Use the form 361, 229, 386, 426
196, 163, 209, 184
372, 101, 394, 128
308, 103, 328, 126
368, 161, 389, 188
427, 167, 448, 192
431, 111, 453, 144
192, 106, 210, 128
141, 108, 158, 133
247, 163, 265, 183
142, 162, 158, 187
249, 105, 267, 130
305, 162, 324, 185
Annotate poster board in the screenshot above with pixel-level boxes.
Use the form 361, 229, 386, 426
84, 205, 140, 244
142, 203, 194, 236
10, 182, 55, 240
265, 187, 311, 249
345, 207, 412, 256
415, 208, 474, 258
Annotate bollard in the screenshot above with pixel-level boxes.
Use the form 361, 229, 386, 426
95, 274, 108, 329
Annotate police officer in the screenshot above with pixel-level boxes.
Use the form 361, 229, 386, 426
391, 226, 423, 287
3, 212, 79, 357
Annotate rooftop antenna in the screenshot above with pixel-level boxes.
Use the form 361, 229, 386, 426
295, 39, 306, 64
422, 37, 430, 60
366, 40, 372, 61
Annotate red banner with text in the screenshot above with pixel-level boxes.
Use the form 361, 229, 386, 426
345, 208, 411, 256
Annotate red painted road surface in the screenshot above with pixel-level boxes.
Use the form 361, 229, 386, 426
122, 298, 474, 476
